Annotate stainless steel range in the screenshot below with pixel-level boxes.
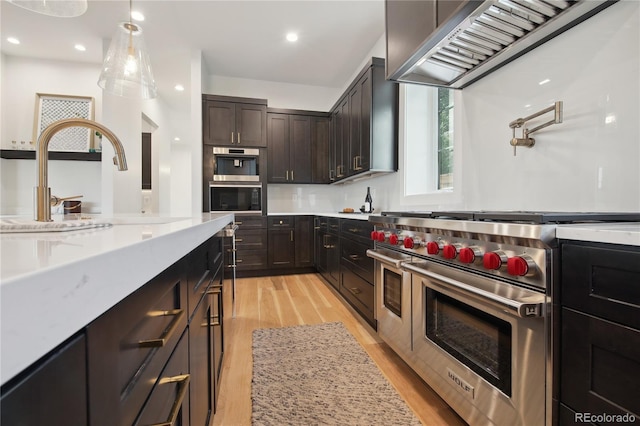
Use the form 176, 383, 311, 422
367, 211, 640, 426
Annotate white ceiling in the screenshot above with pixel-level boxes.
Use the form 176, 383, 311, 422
1, 0, 386, 107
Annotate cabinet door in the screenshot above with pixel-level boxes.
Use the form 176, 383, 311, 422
560, 308, 640, 420
329, 109, 339, 182
311, 116, 330, 184
327, 233, 341, 288
267, 113, 290, 183
1, 334, 87, 426
359, 70, 372, 172
295, 216, 314, 267
236, 103, 267, 147
290, 115, 312, 183
211, 266, 224, 412
203, 100, 236, 146
385, 0, 437, 79
268, 229, 295, 268
348, 82, 362, 177
339, 98, 350, 180
189, 289, 214, 426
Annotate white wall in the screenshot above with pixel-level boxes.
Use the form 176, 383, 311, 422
267, 1, 640, 214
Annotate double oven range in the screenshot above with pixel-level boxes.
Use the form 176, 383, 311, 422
367, 211, 640, 426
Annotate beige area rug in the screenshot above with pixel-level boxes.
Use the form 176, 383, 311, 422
251, 322, 422, 425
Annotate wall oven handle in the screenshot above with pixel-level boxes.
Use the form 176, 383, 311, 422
402, 262, 546, 318
366, 249, 406, 268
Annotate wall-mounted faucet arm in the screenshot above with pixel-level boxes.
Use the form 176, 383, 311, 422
35, 118, 128, 222
509, 101, 563, 156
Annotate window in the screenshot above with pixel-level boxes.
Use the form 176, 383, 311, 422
404, 84, 455, 196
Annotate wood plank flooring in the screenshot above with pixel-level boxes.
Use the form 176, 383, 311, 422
213, 273, 467, 426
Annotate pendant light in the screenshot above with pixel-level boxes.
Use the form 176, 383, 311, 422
97, 0, 157, 99
6, 0, 87, 17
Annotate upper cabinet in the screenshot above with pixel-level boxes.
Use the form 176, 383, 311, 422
329, 58, 398, 184
203, 95, 267, 147
267, 109, 331, 184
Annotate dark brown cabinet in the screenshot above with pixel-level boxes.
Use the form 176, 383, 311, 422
267, 109, 330, 184
226, 215, 269, 272
339, 219, 375, 328
203, 95, 267, 147
558, 241, 640, 424
268, 215, 314, 269
328, 58, 398, 183
315, 217, 341, 290
0, 333, 87, 426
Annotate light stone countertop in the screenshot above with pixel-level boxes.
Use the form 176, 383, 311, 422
0, 213, 233, 385
267, 212, 375, 221
556, 222, 640, 246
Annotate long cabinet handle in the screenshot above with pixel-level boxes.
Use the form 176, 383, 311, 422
291, 170, 294, 181
138, 309, 185, 348
231, 132, 234, 144
238, 132, 241, 144
146, 374, 190, 426
290, 230, 294, 242
286, 170, 289, 181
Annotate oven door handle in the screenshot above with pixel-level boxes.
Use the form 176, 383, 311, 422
402, 262, 546, 318
366, 249, 406, 268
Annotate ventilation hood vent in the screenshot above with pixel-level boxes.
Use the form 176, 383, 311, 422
393, 0, 616, 89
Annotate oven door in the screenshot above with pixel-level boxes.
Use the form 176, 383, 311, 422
367, 248, 412, 361
404, 261, 548, 426
209, 184, 262, 214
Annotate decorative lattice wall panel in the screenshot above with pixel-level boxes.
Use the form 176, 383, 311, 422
34, 94, 94, 152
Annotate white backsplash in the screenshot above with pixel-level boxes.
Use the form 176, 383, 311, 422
268, 1, 640, 214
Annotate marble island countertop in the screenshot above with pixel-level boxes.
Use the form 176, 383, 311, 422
0, 213, 234, 385
556, 222, 640, 246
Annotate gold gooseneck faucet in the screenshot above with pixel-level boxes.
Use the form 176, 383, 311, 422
35, 118, 128, 222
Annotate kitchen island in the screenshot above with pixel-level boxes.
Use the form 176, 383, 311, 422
0, 213, 233, 386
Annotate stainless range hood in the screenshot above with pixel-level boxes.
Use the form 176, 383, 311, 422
390, 0, 616, 89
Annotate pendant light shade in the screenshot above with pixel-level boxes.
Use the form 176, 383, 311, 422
97, 22, 157, 99
7, 0, 87, 17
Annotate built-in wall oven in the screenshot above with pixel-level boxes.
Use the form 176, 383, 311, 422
209, 184, 262, 214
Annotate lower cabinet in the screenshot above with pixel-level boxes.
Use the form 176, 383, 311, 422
1, 234, 227, 426
558, 241, 640, 424
0, 333, 87, 426
267, 215, 314, 269
226, 215, 268, 271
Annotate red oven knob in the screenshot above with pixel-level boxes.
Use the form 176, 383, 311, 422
507, 256, 530, 276
443, 244, 458, 259
376, 232, 387, 242
426, 241, 440, 255
403, 238, 415, 249
483, 252, 504, 270
370, 231, 378, 241
459, 247, 479, 264
389, 234, 399, 245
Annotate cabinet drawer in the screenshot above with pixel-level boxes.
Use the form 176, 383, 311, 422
340, 238, 374, 284
234, 215, 267, 229
235, 249, 269, 270
327, 217, 340, 235
315, 215, 328, 230
340, 219, 374, 246
229, 229, 267, 250
562, 243, 640, 329
340, 267, 375, 326
87, 262, 188, 426
134, 330, 190, 426
268, 215, 294, 228
187, 237, 222, 320
560, 308, 640, 419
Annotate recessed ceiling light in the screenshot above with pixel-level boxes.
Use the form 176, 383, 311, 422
538, 78, 551, 85
131, 11, 145, 21
7, 37, 20, 45
174, 137, 181, 142
174, 84, 185, 91
74, 44, 86, 51
286, 32, 298, 42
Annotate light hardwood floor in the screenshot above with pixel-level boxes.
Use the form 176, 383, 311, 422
212, 273, 467, 426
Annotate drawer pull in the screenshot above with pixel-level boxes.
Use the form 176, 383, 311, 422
138, 309, 184, 348
348, 228, 359, 233
235, 238, 243, 242
209, 314, 221, 327
348, 254, 360, 261
234, 221, 243, 225
147, 374, 190, 426
348, 287, 362, 295
206, 285, 223, 295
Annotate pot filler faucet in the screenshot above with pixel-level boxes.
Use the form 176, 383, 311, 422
34, 118, 128, 222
